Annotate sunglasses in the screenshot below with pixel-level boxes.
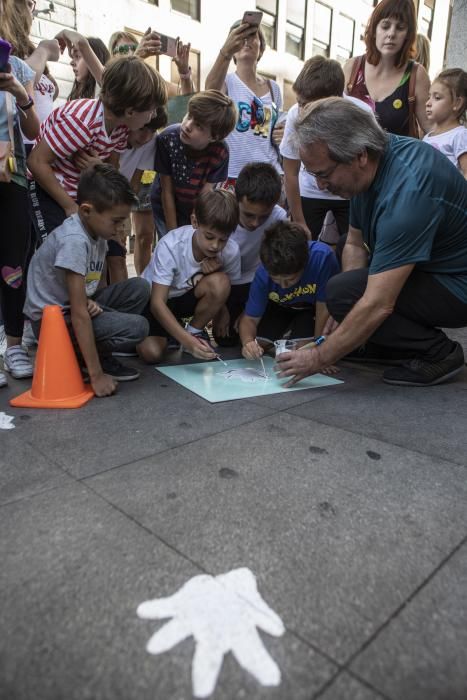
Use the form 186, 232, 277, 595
113, 43, 138, 55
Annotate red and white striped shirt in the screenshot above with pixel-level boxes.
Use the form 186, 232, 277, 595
36, 98, 129, 199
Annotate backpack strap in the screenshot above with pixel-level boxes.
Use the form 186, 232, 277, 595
407, 60, 419, 138
347, 55, 363, 94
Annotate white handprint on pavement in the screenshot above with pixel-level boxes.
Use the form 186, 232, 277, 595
137, 567, 285, 698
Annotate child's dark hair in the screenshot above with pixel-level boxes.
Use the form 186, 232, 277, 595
435, 68, 467, 124
260, 221, 308, 276
145, 106, 168, 132
187, 90, 237, 141
68, 38, 110, 101
235, 162, 282, 205
194, 189, 239, 235
101, 56, 168, 116
77, 164, 138, 211
293, 55, 344, 103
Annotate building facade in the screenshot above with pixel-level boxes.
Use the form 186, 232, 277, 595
32, 0, 453, 105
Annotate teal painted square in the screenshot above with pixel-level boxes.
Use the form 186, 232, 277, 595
156, 356, 343, 403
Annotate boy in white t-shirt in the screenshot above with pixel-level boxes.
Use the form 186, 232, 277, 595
138, 190, 241, 363
213, 162, 287, 347
281, 55, 373, 240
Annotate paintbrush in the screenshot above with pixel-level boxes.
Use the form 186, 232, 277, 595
255, 339, 267, 377
298, 335, 326, 351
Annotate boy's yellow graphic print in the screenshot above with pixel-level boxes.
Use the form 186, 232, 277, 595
269, 283, 317, 304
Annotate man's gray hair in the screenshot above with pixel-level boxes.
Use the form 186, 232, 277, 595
296, 96, 388, 163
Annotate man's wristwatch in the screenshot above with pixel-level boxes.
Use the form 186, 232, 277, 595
18, 95, 34, 111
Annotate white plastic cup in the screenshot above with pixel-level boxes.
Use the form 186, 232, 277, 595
274, 339, 297, 357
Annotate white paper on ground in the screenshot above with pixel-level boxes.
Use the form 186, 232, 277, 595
137, 567, 284, 698
0, 412, 15, 430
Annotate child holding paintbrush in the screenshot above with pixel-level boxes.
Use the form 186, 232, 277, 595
240, 221, 339, 361
138, 189, 241, 363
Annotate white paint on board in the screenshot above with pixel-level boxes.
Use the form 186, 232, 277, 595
218, 367, 269, 383
137, 567, 284, 698
0, 412, 15, 430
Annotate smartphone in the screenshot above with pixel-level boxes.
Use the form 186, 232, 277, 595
242, 11, 263, 27
159, 34, 178, 58
0, 38, 12, 73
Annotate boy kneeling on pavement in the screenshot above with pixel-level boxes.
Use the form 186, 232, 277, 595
24, 165, 150, 397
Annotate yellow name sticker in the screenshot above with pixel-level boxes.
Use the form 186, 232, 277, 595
393, 98, 403, 110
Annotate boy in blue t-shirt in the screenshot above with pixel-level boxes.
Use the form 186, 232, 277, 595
239, 221, 339, 359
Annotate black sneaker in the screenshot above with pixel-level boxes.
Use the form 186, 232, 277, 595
382, 342, 465, 387
213, 327, 240, 348
100, 356, 140, 382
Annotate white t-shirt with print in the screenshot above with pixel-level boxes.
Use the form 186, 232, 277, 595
280, 95, 374, 200
24, 74, 56, 145
142, 225, 241, 298
225, 72, 283, 178
423, 126, 467, 170
119, 137, 156, 182
231, 204, 287, 284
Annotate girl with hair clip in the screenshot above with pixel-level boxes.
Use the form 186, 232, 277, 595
424, 68, 467, 178
344, 0, 431, 137
53, 31, 110, 101
0, 0, 40, 385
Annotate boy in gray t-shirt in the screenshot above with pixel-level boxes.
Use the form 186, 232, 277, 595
24, 165, 150, 397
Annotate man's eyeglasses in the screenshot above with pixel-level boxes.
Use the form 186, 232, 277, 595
113, 44, 138, 55
303, 160, 340, 183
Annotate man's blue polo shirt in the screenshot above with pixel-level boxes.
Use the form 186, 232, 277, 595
350, 134, 467, 302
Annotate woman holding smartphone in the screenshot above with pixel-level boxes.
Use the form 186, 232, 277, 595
205, 16, 284, 187
0, 0, 40, 386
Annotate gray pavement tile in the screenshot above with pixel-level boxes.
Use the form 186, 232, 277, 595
350, 542, 467, 700
315, 672, 387, 700
0, 482, 335, 700
287, 371, 467, 465
3, 364, 274, 479
86, 412, 467, 664
0, 428, 72, 506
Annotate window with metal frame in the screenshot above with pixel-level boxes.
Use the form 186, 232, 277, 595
256, 0, 278, 49
336, 13, 355, 64
285, 0, 307, 59
312, 1, 333, 58
171, 0, 200, 21
421, 0, 435, 39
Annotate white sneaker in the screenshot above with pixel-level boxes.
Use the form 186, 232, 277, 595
0, 324, 6, 358
0, 369, 7, 388
3, 345, 34, 379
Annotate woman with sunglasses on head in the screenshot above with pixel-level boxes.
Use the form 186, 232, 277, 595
344, 0, 430, 137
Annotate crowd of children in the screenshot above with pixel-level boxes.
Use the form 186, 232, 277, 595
1, 0, 467, 395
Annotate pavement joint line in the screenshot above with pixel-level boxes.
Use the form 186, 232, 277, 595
75, 408, 279, 483
282, 410, 467, 470
335, 532, 467, 679
311, 666, 393, 700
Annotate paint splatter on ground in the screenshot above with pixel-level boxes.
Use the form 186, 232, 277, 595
218, 368, 269, 383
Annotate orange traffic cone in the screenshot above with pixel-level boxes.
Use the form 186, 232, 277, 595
10, 305, 94, 409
